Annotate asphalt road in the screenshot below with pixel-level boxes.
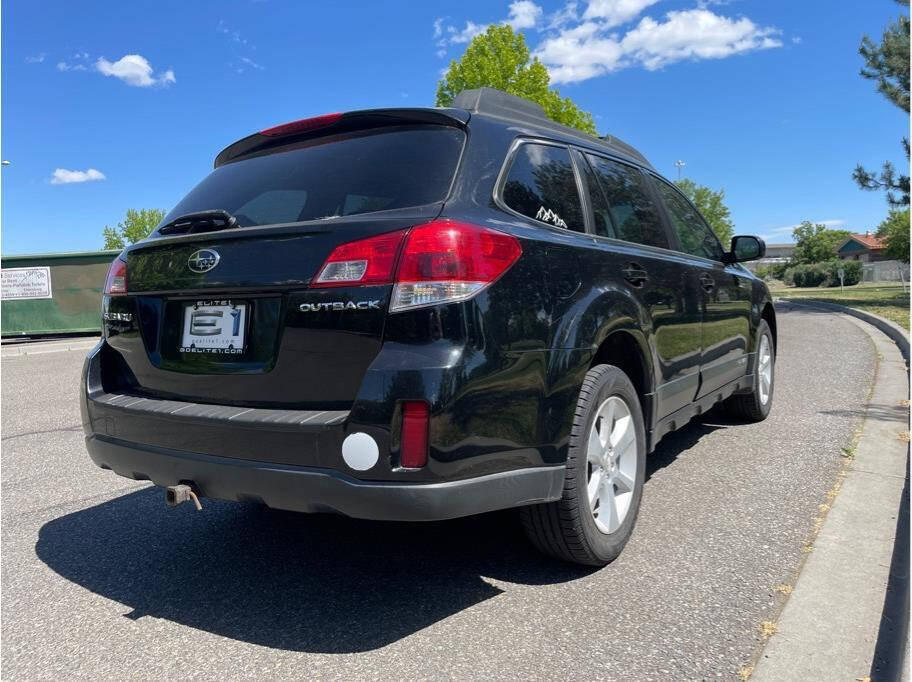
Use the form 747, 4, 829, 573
1, 304, 876, 680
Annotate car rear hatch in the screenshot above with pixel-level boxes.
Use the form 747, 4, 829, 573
103, 112, 467, 410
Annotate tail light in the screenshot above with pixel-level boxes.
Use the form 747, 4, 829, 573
400, 401, 429, 468
312, 230, 407, 287
391, 220, 522, 311
310, 220, 522, 310
104, 256, 128, 295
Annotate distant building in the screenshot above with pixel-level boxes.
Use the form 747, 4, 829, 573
837, 232, 888, 262
743, 243, 795, 272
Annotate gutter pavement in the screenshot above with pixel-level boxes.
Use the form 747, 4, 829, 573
753, 306, 909, 681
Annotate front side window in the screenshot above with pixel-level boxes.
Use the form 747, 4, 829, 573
585, 154, 668, 249
579, 156, 615, 239
501, 143, 584, 232
653, 179, 724, 261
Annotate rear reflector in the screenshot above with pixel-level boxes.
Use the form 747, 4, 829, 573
104, 256, 128, 295
400, 401, 429, 468
259, 112, 343, 137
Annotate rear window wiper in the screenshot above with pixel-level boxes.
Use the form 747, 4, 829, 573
158, 209, 239, 236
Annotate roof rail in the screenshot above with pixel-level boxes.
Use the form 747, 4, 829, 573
452, 88, 551, 123
450, 87, 653, 169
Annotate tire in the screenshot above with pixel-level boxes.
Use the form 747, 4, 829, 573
725, 319, 775, 422
520, 364, 646, 566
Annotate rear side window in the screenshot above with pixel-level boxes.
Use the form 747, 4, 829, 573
652, 178, 724, 261
585, 154, 668, 249
161, 126, 465, 228
501, 143, 584, 232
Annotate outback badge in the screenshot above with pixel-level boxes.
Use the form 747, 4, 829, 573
299, 300, 381, 312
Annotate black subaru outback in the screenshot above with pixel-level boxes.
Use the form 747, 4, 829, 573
82, 88, 775, 566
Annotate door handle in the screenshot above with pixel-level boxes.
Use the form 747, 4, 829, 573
700, 274, 715, 292
622, 263, 649, 287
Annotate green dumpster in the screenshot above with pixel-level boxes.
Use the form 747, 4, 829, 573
1, 250, 119, 336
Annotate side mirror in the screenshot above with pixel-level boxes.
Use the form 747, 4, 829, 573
725, 235, 766, 263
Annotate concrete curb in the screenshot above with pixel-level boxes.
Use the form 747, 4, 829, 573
0, 337, 100, 358
780, 298, 909, 363
753, 305, 910, 680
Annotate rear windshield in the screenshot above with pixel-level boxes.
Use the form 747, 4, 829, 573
161, 126, 465, 228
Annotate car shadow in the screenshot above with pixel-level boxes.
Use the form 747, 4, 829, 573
36, 415, 724, 653
36, 488, 593, 653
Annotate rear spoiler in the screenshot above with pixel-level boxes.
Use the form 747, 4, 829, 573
214, 108, 470, 168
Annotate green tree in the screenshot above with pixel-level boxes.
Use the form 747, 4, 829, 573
436, 25, 597, 135
103, 208, 165, 249
853, 1, 910, 207
674, 178, 734, 244
791, 221, 852, 264
875, 208, 910, 261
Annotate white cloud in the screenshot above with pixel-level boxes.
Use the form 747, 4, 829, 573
758, 219, 845, 242
25, 53, 46, 63
50, 168, 106, 185
95, 55, 175, 87
582, 0, 659, 27
433, 2, 542, 56
239, 56, 264, 70
449, 20, 489, 44
217, 20, 248, 45
792, 36, 802, 44
535, 21, 621, 83
57, 61, 87, 72
507, 1, 543, 30
619, 9, 781, 71
546, 2, 579, 30
536, 6, 782, 83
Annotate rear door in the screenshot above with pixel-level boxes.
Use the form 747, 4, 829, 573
107, 124, 465, 409
650, 176, 751, 397
580, 152, 704, 418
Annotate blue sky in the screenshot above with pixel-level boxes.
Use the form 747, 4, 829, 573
2, 0, 908, 254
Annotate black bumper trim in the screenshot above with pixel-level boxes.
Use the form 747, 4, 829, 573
87, 435, 566, 521
91, 390, 349, 431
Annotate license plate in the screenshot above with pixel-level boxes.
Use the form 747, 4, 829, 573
180, 300, 247, 355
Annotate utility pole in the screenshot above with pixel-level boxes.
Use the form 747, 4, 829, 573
674, 160, 686, 180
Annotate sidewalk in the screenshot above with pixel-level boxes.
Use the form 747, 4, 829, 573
753, 307, 909, 680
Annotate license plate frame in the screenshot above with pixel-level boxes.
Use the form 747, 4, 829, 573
179, 300, 248, 355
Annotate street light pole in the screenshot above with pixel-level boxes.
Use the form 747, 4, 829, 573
674, 160, 686, 180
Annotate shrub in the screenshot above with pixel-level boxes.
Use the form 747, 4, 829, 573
784, 260, 862, 287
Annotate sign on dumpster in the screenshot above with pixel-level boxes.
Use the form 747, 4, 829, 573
1, 267, 52, 300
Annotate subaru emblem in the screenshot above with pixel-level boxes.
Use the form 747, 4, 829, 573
188, 249, 220, 273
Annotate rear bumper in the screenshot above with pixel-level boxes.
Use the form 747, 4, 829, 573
86, 434, 565, 521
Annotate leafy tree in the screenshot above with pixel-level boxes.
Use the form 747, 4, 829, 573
436, 25, 597, 135
875, 207, 911, 261
791, 221, 852, 264
853, 1, 910, 207
103, 208, 165, 249
674, 178, 734, 244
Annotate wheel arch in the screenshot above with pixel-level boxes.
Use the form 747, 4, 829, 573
589, 328, 655, 432
761, 300, 777, 354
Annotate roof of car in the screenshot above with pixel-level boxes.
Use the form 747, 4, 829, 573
214, 88, 654, 171
451, 87, 654, 171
